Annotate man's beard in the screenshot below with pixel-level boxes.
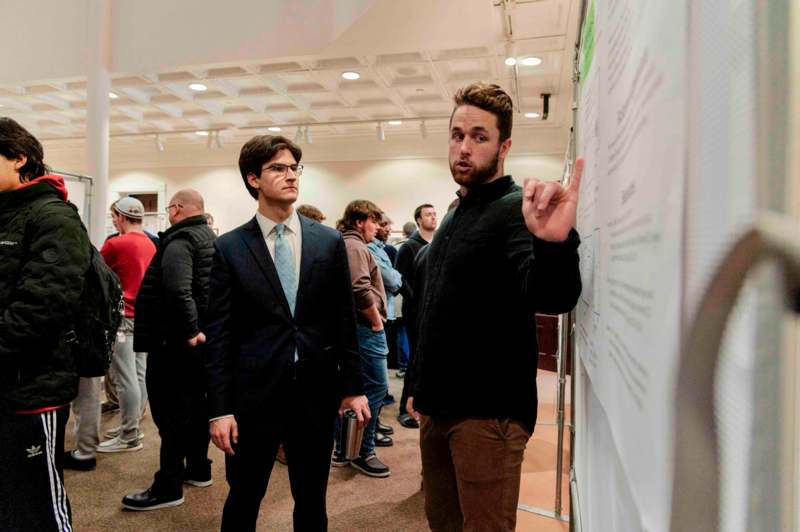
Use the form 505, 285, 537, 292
450, 149, 500, 188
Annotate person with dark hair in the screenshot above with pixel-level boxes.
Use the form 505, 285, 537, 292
0, 117, 91, 531
205, 135, 369, 530
296, 204, 326, 223
406, 83, 583, 531
331, 200, 392, 477
366, 216, 402, 444
122, 189, 216, 511
394, 203, 437, 426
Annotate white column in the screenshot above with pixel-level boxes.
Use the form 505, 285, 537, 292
85, 0, 113, 247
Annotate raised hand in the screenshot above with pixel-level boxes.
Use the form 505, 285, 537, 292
522, 157, 584, 242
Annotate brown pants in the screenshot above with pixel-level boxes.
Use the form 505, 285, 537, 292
420, 416, 531, 532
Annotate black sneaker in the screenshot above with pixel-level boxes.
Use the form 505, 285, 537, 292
63, 450, 96, 472
375, 432, 393, 447
397, 413, 420, 429
381, 394, 395, 406
350, 454, 390, 478
184, 460, 213, 487
376, 418, 394, 435
122, 488, 184, 511
183, 473, 212, 488
331, 451, 350, 468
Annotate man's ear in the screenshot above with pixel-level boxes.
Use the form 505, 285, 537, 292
498, 137, 512, 160
14, 155, 27, 171
246, 172, 260, 189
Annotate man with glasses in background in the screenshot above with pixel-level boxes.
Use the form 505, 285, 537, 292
122, 189, 216, 511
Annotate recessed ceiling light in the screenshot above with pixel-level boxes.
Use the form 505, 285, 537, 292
189, 83, 208, 91
387, 120, 402, 126
341, 71, 360, 80
195, 131, 210, 136
504, 57, 517, 66
109, 91, 119, 99
521, 57, 542, 66
268, 127, 281, 132
524, 112, 540, 119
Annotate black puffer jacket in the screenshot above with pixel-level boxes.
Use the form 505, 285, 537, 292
0, 178, 90, 416
134, 215, 216, 352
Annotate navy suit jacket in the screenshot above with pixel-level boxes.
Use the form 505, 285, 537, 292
204, 214, 363, 422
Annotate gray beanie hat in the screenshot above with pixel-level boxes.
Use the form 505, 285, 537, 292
114, 197, 145, 219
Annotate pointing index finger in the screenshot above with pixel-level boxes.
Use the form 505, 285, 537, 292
568, 157, 584, 193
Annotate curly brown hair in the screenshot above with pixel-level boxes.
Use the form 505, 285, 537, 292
297, 204, 325, 222
451, 83, 514, 142
336, 200, 383, 232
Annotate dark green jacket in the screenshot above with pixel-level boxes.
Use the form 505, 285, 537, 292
134, 215, 216, 352
0, 179, 90, 416
412, 176, 581, 433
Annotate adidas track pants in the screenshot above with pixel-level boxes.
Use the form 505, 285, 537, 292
0, 408, 72, 531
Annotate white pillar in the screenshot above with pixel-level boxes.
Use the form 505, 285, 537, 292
86, 0, 112, 247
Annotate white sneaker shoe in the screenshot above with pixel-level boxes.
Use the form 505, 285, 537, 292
96, 435, 143, 453
105, 426, 144, 439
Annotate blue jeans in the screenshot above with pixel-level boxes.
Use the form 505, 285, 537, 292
396, 322, 410, 370
336, 324, 388, 457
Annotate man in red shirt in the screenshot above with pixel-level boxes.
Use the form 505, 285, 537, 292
95, 197, 156, 453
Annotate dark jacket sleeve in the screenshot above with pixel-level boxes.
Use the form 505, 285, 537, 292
406, 245, 430, 397
395, 243, 415, 301
505, 208, 582, 315
204, 240, 235, 419
334, 235, 364, 398
0, 202, 90, 359
161, 237, 200, 339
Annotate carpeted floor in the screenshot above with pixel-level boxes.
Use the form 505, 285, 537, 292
65, 374, 428, 531
64, 371, 571, 531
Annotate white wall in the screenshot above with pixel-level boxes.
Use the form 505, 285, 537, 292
110, 153, 564, 234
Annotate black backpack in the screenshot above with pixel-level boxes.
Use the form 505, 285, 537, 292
37, 198, 124, 377
66, 242, 124, 377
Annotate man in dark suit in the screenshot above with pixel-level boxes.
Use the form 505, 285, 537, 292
204, 135, 370, 532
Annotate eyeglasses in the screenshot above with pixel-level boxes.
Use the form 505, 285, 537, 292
262, 163, 304, 177
166, 203, 182, 213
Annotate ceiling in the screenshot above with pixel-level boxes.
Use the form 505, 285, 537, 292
0, 0, 581, 161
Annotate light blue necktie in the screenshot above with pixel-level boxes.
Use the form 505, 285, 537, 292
274, 224, 298, 362
273, 224, 297, 315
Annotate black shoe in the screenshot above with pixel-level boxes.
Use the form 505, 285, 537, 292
331, 451, 350, 468
397, 413, 420, 429
375, 432, 393, 447
381, 393, 395, 406
376, 418, 394, 435
183, 472, 212, 488
350, 454, 390, 478
122, 488, 184, 511
63, 450, 96, 471
184, 459, 213, 487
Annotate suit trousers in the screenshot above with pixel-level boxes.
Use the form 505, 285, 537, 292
221, 369, 335, 532
419, 415, 531, 532
146, 343, 211, 496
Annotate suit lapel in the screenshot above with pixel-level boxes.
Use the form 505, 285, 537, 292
240, 217, 292, 317
296, 215, 318, 314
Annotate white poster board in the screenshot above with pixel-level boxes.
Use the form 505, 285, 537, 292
574, 0, 686, 529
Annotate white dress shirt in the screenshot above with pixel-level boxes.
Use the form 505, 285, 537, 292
255, 208, 302, 278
